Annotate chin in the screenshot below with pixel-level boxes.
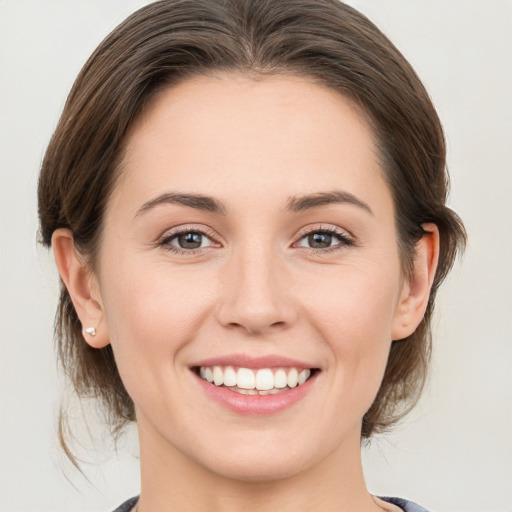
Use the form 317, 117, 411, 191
206, 456, 308, 483
188, 436, 321, 483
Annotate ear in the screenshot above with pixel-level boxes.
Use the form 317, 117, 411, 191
392, 223, 440, 341
52, 229, 110, 349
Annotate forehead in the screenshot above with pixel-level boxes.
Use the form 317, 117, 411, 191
112, 72, 389, 216
127, 72, 374, 158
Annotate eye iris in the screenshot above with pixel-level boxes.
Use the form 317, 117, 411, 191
177, 232, 203, 249
308, 232, 332, 249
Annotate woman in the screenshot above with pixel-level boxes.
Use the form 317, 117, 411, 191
38, 1, 465, 511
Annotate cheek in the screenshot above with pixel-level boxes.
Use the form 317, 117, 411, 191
298, 263, 401, 405
301, 261, 401, 342
99, 260, 216, 387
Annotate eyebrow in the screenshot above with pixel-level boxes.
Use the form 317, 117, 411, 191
286, 190, 373, 215
134, 189, 373, 218
135, 192, 227, 218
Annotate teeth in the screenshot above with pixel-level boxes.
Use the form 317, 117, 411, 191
223, 366, 237, 387
237, 368, 255, 389
298, 369, 311, 385
287, 368, 298, 388
213, 366, 223, 386
255, 369, 274, 390
197, 365, 314, 392
274, 369, 287, 389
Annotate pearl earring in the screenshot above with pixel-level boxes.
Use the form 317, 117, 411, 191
84, 327, 96, 336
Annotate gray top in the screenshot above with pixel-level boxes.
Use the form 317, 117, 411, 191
381, 496, 430, 511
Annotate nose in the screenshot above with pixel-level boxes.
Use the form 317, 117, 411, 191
215, 249, 298, 335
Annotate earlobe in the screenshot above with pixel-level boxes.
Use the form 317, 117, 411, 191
391, 223, 440, 341
51, 229, 110, 349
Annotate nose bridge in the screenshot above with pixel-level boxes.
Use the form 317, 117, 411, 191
217, 241, 295, 334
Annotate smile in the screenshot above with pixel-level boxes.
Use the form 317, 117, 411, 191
197, 366, 313, 395
191, 355, 320, 415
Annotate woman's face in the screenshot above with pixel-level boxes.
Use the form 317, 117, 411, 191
93, 73, 412, 481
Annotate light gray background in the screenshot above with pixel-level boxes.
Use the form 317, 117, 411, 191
1, 1, 511, 511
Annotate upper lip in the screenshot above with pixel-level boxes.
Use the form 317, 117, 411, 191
191, 353, 318, 369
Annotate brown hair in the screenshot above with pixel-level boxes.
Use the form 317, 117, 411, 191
38, 0, 465, 452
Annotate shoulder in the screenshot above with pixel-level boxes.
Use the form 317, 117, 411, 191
111, 496, 139, 512
380, 496, 431, 512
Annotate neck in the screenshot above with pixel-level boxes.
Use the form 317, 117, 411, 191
136, 416, 383, 512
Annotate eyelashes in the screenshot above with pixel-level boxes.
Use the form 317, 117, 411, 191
294, 227, 353, 252
158, 224, 354, 256
159, 225, 220, 255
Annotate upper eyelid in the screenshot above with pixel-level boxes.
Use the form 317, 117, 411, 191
294, 224, 353, 239
159, 224, 219, 242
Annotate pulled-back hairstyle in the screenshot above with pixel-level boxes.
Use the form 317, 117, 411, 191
38, 0, 465, 454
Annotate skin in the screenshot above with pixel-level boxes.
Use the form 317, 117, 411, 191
53, 73, 439, 512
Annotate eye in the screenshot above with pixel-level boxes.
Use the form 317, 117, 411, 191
296, 228, 353, 250
172, 231, 209, 250
160, 228, 217, 253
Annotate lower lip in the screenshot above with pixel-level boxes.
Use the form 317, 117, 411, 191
193, 371, 318, 416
